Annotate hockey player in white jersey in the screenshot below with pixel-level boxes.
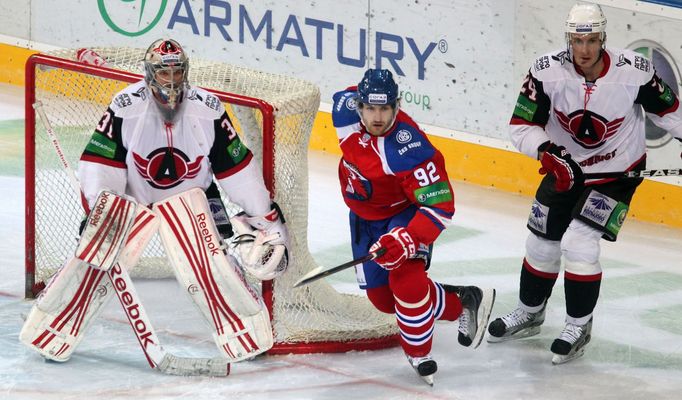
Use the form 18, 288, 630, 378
487, 4, 682, 364
20, 39, 289, 366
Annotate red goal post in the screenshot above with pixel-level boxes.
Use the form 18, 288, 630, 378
24, 49, 399, 354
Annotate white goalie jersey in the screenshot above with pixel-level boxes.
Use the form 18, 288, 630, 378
77, 80, 271, 217
510, 47, 682, 177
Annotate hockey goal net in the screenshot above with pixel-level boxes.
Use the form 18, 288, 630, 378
25, 48, 398, 354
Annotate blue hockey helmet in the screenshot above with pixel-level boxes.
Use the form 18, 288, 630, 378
357, 69, 399, 106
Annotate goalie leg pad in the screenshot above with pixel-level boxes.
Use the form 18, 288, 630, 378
20, 257, 111, 362
76, 190, 138, 271
20, 205, 159, 362
154, 188, 273, 362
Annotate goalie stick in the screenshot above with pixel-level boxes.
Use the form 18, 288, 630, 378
583, 168, 682, 179
293, 248, 386, 288
33, 101, 229, 376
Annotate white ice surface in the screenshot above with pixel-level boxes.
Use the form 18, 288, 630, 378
2, 84, 682, 400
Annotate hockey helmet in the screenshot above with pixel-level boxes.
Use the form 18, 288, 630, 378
357, 69, 399, 106
565, 4, 607, 45
143, 39, 189, 119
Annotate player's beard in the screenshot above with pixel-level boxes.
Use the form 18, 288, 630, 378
152, 90, 184, 122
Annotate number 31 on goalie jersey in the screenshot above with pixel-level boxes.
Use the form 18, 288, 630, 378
95, 109, 114, 139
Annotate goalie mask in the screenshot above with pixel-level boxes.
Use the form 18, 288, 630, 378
565, 4, 607, 55
143, 39, 189, 121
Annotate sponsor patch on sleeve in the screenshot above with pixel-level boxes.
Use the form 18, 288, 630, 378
414, 181, 452, 206
84, 132, 117, 159
514, 95, 538, 121
226, 136, 248, 164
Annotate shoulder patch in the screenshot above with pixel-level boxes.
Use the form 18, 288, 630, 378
615, 52, 651, 73
203, 93, 222, 111
332, 89, 361, 128
187, 88, 221, 111
113, 93, 133, 109
533, 55, 551, 73
533, 51, 570, 74
112, 85, 148, 110
385, 123, 435, 172
633, 55, 651, 73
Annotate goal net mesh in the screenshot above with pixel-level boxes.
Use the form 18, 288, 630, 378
26, 48, 398, 352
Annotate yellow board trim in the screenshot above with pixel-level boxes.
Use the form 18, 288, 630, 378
312, 110, 682, 228
4, 42, 682, 227
0, 43, 38, 86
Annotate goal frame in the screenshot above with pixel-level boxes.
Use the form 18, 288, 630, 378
24, 53, 399, 354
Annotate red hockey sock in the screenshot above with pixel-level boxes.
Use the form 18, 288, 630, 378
431, 281, 462, 321
389, 259, 434, 357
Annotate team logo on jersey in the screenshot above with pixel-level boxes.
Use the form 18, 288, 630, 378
396, 129, 412, 144
131, 86, 148, 100
341, 159, 372, 201
133, 148, 204, 189
555, 109, 624, 149
358, 133, 371, 148
345, 96, 357, 111
551, 51, 570, 65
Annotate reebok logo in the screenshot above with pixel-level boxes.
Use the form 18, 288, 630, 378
197, 213, 221, 256
90, 191, 110, 227
110, 264, 157, 350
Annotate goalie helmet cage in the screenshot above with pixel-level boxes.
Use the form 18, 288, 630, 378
24, 50, 399, 354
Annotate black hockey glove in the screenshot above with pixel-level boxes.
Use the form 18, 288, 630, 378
538, 142, 584, 192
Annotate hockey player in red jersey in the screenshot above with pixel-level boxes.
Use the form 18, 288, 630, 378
487, 4, 682, 364
332, 69, 496, 385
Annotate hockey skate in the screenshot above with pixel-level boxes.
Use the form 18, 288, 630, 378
551, 318, 592, 365
455, 286, 496, 348
487, 303, 546, 343
406, 354, 437, 386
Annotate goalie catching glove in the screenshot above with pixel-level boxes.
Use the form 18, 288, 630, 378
230, 202, 289, 280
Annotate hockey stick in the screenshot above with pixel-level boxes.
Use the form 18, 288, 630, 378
293, 248, 386, 288
33, 101, 229, 376
584, 168, 682, 179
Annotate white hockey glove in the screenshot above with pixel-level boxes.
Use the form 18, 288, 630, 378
230, 203, 289, 281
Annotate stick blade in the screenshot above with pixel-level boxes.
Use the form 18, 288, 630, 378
293, 249, 384, 288
157, 353, 230, 377
293, 266, 327, 288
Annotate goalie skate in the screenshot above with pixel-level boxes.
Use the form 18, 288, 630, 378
487, 303, 546, 343
406, 354, 437, 386
551, 318, 592, 365
455, 286, 496, 348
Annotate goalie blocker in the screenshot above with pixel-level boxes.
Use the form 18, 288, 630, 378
20, 192, 158, 362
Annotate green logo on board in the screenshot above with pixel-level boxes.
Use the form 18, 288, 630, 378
98, 0, 167, 37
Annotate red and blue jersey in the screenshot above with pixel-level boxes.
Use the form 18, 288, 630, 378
332, 88, 455, 245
